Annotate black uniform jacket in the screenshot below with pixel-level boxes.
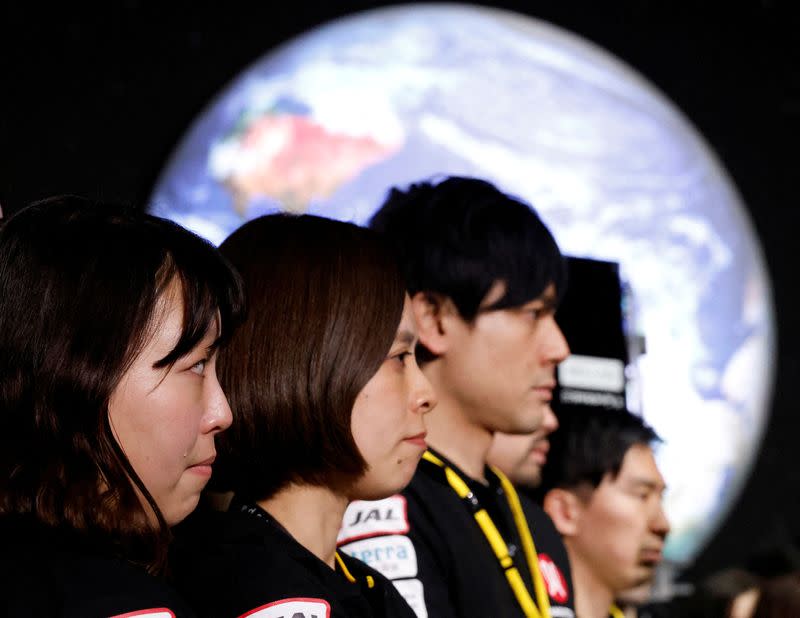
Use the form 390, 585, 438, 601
337, 449, 575, 618
0, 515, 196, 618
172, 504, 417, 618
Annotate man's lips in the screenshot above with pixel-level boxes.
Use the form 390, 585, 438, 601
404, 432, 427, 447
529, 440, 550, 463
533, 383, 556, 401
639, 547, 664, 564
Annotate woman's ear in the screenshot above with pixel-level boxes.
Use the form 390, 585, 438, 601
543, 488, 583, 538
410, 291, 450, 356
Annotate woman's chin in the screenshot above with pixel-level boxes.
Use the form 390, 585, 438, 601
351, 467, 418, 502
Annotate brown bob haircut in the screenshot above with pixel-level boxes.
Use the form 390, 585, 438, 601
0, 196, 243, 569
215, 213, 406, 501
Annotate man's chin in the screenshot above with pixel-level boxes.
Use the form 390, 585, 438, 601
509, 462, 543, 489
629, 565, 658, 588
505, 412, 546, 435
615, 579, 654, 605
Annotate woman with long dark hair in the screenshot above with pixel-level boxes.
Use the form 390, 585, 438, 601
173, 213, 436, 617
0, 196, 243, 616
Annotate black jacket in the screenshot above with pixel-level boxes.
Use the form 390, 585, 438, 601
337, 449, 576, 618
0, 516, 195, 618
173, 504, 417, 618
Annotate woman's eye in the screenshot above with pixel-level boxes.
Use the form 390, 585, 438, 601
189, 359, 207, 375
393, 351, 412, 365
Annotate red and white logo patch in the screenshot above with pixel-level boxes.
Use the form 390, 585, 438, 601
238, 597, 331, 618
337, 495, 409, 545
538, 553, 569, 604
111, 610, 176, 618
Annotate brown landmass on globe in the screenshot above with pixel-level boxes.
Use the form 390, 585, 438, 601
220, 113, 402, 215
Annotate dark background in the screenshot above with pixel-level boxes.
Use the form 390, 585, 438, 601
3, 1, 798, 580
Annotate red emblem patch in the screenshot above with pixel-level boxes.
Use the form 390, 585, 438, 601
238, 597, 331, 618
111, 610, 176, 618
538, 553, 569, 604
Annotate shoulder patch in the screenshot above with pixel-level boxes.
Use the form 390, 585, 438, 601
538, 553, 569, 604
339, 534, 417, 579
337, 495, 409, 545
111, 610, 176, 618
238, 598, 331, 618
392, 579, 428, 618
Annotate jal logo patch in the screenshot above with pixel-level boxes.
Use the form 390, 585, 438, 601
339, 534, 418, 579
238, 598, 331, 618
538, 553, 569, 604
111, 610, 176, 618
337, 495, 409, 544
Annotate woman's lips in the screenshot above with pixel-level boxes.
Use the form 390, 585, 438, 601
404, 432, 428, 448
188, 455, 216, 476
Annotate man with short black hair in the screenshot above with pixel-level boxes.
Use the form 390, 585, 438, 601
338, 176, 575, 617
540, 408, 670, 618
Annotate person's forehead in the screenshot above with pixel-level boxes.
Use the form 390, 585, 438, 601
616, 444, 666, 489
144, 286, 185, 355
395, 298, 417, 338
142, 283, 220, 361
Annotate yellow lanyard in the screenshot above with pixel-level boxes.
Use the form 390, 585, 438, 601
422, 450, 552, 618
609, 604, 625, 618
335, 551, 375, 589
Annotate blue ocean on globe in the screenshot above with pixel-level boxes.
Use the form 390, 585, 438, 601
150, 4, 775, 565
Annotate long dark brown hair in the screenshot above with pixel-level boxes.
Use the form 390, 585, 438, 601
0, 196, 244, 570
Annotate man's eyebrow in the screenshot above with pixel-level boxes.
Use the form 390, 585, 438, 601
525, 294, 558, 311
626, 477, 667, 493
540, 295, 558, 310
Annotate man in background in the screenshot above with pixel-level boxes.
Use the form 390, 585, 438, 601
487, 403, 559, 490
540, 408, 670, 618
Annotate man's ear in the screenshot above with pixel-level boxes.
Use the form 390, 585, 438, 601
410, 291, 455, 356
543, 488, 583, 538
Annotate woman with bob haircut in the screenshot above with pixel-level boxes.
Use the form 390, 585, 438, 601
172, 213, 436, 618
0, 196, 243, 617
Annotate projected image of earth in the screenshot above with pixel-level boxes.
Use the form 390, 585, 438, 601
151, 4, 775, 564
